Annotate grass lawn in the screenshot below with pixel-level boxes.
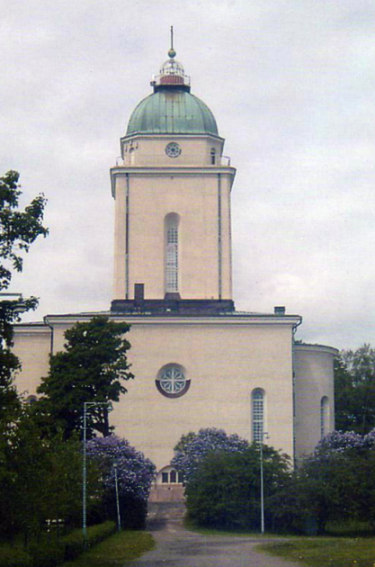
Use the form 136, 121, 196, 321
186, 519, 375, 566
61, 530, 155, 567
257, 537, 375, 567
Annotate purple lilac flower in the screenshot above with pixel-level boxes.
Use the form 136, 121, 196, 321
172, 427, 249, 482
87, 435, 156, 500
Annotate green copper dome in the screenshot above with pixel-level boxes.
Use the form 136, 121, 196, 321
126, 50, 218, 136
126, 90, 218, 136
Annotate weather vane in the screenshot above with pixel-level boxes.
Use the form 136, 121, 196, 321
168, 25, 176, 58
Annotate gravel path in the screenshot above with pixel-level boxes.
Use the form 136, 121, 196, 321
123, 503, 302, 567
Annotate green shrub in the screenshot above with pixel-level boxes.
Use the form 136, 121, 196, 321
61, 530, 83, 561
0, 545, 32, 567
28, 541, 64, 567
106, 495, 148, 530
0, 522, 116, 567
122, 496, 148, 530
186, 446, 291, 530
84, 521, 116, 547
62, 521, 116, 561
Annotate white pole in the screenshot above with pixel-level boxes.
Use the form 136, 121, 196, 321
114, 463, 121, 531
82, 403, 88, 544
260, 440, 264, 534
82, 401, 111, 546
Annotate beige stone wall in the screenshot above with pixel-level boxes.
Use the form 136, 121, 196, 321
12, 325, 51, 397
112, 169, 234, 301
294, 344, 337, 460
13, 314, 298, 475
108, 316, 296, 472
112, 132, 235, 302
14, 316, 338, 473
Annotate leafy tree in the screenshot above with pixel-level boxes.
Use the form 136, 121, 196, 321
37, 316, 134, 439
86, 435, 156, 528
0, 170, 47, 425
0, 170, 47, 291
0, 408, 90, 542
335, 344, 375, 434
185, 445, 291, 530
292, 430, 375, 533
0, 171, 48, 541
172, 427, 249, 483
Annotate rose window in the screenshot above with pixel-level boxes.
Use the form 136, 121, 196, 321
156, 364, 190, 398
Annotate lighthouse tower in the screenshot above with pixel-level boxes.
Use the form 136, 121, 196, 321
111, 45, 235, 314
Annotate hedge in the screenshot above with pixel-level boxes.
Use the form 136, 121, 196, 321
0, 521, 116, 567
62, 521, 116, 561
0, 545, 32, 567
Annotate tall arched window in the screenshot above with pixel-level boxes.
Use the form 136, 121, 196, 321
252, 388, 265, 443
165, 213, 179, 294
320, 396, 329, 439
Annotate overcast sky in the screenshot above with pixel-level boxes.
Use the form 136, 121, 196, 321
1, 1, 374, 350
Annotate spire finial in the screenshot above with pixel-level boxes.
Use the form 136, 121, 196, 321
168, 25, 176, 58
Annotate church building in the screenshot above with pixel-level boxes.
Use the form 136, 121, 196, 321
13, 44, 337, 501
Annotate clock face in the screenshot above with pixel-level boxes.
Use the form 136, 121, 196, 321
165, 142, 181, 158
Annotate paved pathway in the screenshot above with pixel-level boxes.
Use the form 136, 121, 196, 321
124, 503, 302, 567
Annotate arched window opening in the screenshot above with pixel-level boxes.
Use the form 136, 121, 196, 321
320, 396, 329, 439
159, 467, 184, 484
170, 470, 177, 483
26, 395, 38, 404
252, 388, 265, 443
210, 148, 216, 165
165, 213, 179, 294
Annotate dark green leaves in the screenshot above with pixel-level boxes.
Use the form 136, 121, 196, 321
37, 316, 134, 439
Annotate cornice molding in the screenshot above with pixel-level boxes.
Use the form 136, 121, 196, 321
43, 312, 302, 328
110, 166, 236, 196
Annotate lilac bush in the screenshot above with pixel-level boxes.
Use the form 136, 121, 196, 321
314, 430, 365, 455
296, 428, 375, 531
314, 428, 375, 455
364, 427, 375, 447
172, 427, 249, 483
87, 435, 156, 501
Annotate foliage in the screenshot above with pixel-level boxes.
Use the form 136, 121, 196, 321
0, 407, 99, 542
87, 435, 156, 529
61, 530, 155, 567
62, 521, 116, 561
0, 170, 47, 426
173, 428, 291, 531
172, 427, 249, 483
335, 344, 375, 434
185, 445, 291, 530
37, 316, 134, 439
0, 544, 32, 567
27, 541, 65, 567
292, 429, 375, 533
0, 522, 117, 567
176, 428, 375, 535
0, 170, 48, 290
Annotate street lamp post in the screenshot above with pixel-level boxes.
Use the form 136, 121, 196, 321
259, 432, 269, 534
82, 401, 111, 545
113, 463, 121, 532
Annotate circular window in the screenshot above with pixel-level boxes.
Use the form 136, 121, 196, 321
165, 142, 181, 158
156, 364, 190, 398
